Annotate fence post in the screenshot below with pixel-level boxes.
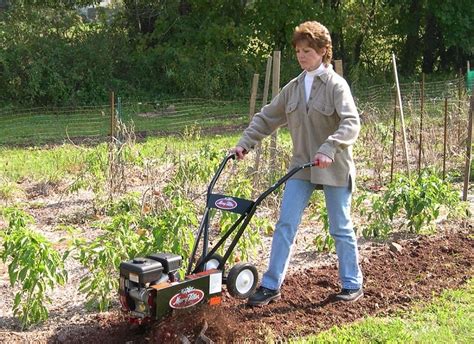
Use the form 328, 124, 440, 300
248, 74, 259, 123
253, 56, 272, 192
462, 89, 473, 201
334, 60, 343, 76
269, 51, 281, 173
262, 56, 272, 108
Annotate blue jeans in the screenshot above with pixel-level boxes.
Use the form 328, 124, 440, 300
261, 179, 363, 290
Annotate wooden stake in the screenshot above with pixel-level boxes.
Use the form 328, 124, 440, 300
334, 60, 343, 76
418, 73, 424, 174
392, 53, 411, 175
442, 97, 448, 180
458, 68, 463, 101
262, 56, 272, 107
253, 57, 272, 192
248, 74, 259, 122
458, 68, 463, 140
270, 51, 281, 170
390, 92, 397, 183
109, 91, 116, 197
110, 91, 115, 143
462, 89, 473, 201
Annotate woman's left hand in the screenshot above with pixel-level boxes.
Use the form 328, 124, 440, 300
313, 153, 333, 168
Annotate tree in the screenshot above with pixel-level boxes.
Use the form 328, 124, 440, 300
388, 0, 473, 75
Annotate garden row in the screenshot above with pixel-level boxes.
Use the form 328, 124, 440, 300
0, 126, 470, 328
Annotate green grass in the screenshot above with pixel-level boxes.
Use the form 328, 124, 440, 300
293, 279, 474, 343
0, 144, 91, 183
0, 132, 244, 183
124, 99, 249, 133
0, 107, 111, 145
0, 99, 249, 145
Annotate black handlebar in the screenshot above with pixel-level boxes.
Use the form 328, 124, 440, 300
209, 152, 316, 204
206, 153, 236, 198
253, 161, 316, 206
188, 153, 316, 274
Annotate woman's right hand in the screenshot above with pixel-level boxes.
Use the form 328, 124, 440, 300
230, 146, 247, 160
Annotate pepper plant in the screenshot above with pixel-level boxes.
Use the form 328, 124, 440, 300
73, 211, 149, 311
0, 207, 68, 329
362, 170, 468, 238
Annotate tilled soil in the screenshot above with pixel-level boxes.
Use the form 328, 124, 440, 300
22, 230, 471, 344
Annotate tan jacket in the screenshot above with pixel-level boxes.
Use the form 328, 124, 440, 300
237, 65, 360, 190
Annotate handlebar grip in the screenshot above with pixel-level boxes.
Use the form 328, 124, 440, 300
229, 148, 248, 160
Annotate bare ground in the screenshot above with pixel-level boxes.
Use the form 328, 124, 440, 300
2, 227, 471, 343
0, 175, 473, 343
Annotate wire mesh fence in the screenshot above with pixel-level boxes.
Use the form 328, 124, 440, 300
0, 98, 249, 146
353, 76, 466, 109
354, 75, 472, 189
0, 77, 471, 150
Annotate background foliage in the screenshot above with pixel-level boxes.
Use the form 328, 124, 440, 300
0, 0, 472, 107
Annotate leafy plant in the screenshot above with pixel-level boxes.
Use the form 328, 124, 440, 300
72, 191, 198, 310
72, 212, 148, 311
67, 145, 109, 212
0, 207, 67, 328
169, 143, 222, 192
106, 191, 141, 216
362, 170, 468, 239
307, 192, 335, 253
145, 195, 198, 268
0, 179, 21, 205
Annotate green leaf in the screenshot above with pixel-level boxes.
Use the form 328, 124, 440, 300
13, 293, 21, 309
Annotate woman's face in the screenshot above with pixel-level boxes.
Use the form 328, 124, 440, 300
295, 40, 326, 72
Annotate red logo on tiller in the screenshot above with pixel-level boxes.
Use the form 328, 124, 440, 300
169, 287, 204, 309
215, 197, 238, 210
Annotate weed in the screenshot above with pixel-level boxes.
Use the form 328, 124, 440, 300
0, 178, 21, 205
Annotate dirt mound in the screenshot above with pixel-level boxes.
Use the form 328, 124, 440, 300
218, 231, 473, 342
30, 231, 474, 343
144, 231, 472, 343
150, 305, 239, 343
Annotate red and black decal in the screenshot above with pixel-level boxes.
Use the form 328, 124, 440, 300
169, 287, 205, 309
215, 197, 238, 210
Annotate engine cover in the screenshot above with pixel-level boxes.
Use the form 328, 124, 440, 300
120, 257, 164, 285
147, 252, 182, 274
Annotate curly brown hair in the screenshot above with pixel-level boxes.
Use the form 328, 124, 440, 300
292, 21, 333, 66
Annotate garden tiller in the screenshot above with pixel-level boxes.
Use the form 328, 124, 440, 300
119, 153, 315, 323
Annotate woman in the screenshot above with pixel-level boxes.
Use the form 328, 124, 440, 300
231, 21, 363, 306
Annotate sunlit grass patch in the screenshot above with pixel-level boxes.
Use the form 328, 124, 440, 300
294, 279, 473, 343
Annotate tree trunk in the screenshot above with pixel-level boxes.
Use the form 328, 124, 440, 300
421, 12, 440, 74
399, 0, 422, 75
179, 0, 191, 16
